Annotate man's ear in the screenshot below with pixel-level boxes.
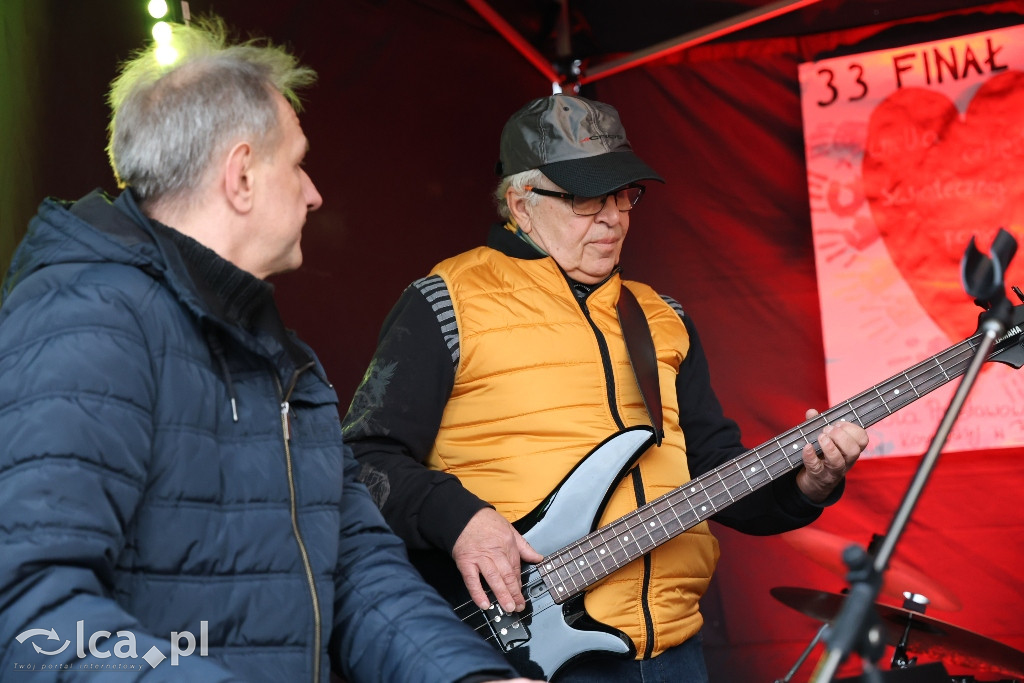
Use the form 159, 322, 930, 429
223, 141, 255, 213
505, 186, 532, 233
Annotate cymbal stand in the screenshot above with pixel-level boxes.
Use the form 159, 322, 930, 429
890, 593, 928, 670
809, 229, 1019, 683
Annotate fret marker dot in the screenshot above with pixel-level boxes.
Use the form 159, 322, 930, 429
893, 389, 900, 395
545, 563, 552, 570
689, 486, 696, 493
557, 586, 564, 593
701, 505, 707, 512
578, 559, 586, 566
622, 535, 630, 542
749, 466, 758, 472
649, 522, 656, 528
792, 444, 799, 450
600, 549, 606, 555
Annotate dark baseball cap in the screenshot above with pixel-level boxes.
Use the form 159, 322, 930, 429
497, 94, 664, 197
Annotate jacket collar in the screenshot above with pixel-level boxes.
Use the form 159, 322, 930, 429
484, 221, 622, 300
40, 189, 314, 381
486, 222, 546, 260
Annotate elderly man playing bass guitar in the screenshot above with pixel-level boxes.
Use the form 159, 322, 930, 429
342, 94, 868, 682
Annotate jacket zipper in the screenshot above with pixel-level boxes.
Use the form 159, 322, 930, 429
576, 291, 626, 431
275, 370, 322, 683
576, 278, 655, 656
630, 468, 656, 658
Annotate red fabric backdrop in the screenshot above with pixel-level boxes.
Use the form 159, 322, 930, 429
588, 17, 1024, 679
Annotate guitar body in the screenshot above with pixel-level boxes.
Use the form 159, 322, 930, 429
411, 426, 656, 680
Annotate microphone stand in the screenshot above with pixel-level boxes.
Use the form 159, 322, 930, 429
775, 623, 830, 683
809, 229, 1018, 683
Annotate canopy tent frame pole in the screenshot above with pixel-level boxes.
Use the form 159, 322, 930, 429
465, 0, 562, 87
581, 0, 824, 83
465, 0, 824, 88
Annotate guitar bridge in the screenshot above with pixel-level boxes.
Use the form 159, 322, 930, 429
482, 602, 531, 652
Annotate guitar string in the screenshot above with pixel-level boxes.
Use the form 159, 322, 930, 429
449, 331, 996, 643
450, 419, 806, 622
543, 332, 986, 573
451, 336, 986, 636
453, 338, 984, 638
467, 343, 991, 643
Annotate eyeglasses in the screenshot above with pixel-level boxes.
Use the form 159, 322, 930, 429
524, 184, 646, 216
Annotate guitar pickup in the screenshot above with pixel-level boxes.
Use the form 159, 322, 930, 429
482, 602, 531, 652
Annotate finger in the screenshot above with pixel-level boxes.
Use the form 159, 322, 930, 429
823, 425, 857, 462
499, 560, 527, 612
834, 419, 869, 452
821, 421, 866, 468
816, 428, 849, 470
805, 408, 842, 466
516, 534, 544, 564
478, 559, 518, 613
802, 441, 823, 470
802, 437, 841, 476
456, 560, 492, 611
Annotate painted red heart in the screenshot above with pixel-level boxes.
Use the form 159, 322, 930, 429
862, 70, 1024, 342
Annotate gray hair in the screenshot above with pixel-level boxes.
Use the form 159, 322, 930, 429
106, 16, 316, 209
494, 168, 545, 220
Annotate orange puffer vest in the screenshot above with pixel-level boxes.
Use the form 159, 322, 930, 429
426, 246, 719, 657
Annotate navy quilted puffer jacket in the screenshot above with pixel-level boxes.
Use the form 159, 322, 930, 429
0, 190, 518, 682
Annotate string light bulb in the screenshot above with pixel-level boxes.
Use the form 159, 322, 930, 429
151, 20, 172, 44
147, 0, 169, 19
154, 44, 178, 66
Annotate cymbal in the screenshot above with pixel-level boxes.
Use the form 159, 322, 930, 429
771, 586, 1024, 679
780, 527, 962, 612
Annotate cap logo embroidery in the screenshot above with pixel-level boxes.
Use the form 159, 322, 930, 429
581, 134, 623, 142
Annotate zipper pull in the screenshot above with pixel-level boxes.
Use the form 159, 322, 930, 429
280, 401, 291, 441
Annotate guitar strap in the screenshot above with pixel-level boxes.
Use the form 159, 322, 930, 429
616, 284, 664, 446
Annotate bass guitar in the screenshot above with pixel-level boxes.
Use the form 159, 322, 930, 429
414, 306, 1024, 681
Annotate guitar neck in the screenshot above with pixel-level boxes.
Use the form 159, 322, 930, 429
538, 320, 1024, 602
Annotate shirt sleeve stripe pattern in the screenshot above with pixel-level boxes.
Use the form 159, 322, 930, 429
413, 275, 460, 368
661, 294, 686, 321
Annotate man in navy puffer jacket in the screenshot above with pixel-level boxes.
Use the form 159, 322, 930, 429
0, 16, 536, 683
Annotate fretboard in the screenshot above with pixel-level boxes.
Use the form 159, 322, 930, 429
537, 321, 1024, 603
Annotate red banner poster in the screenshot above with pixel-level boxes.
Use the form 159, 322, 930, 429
800, 25, 1024, 457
